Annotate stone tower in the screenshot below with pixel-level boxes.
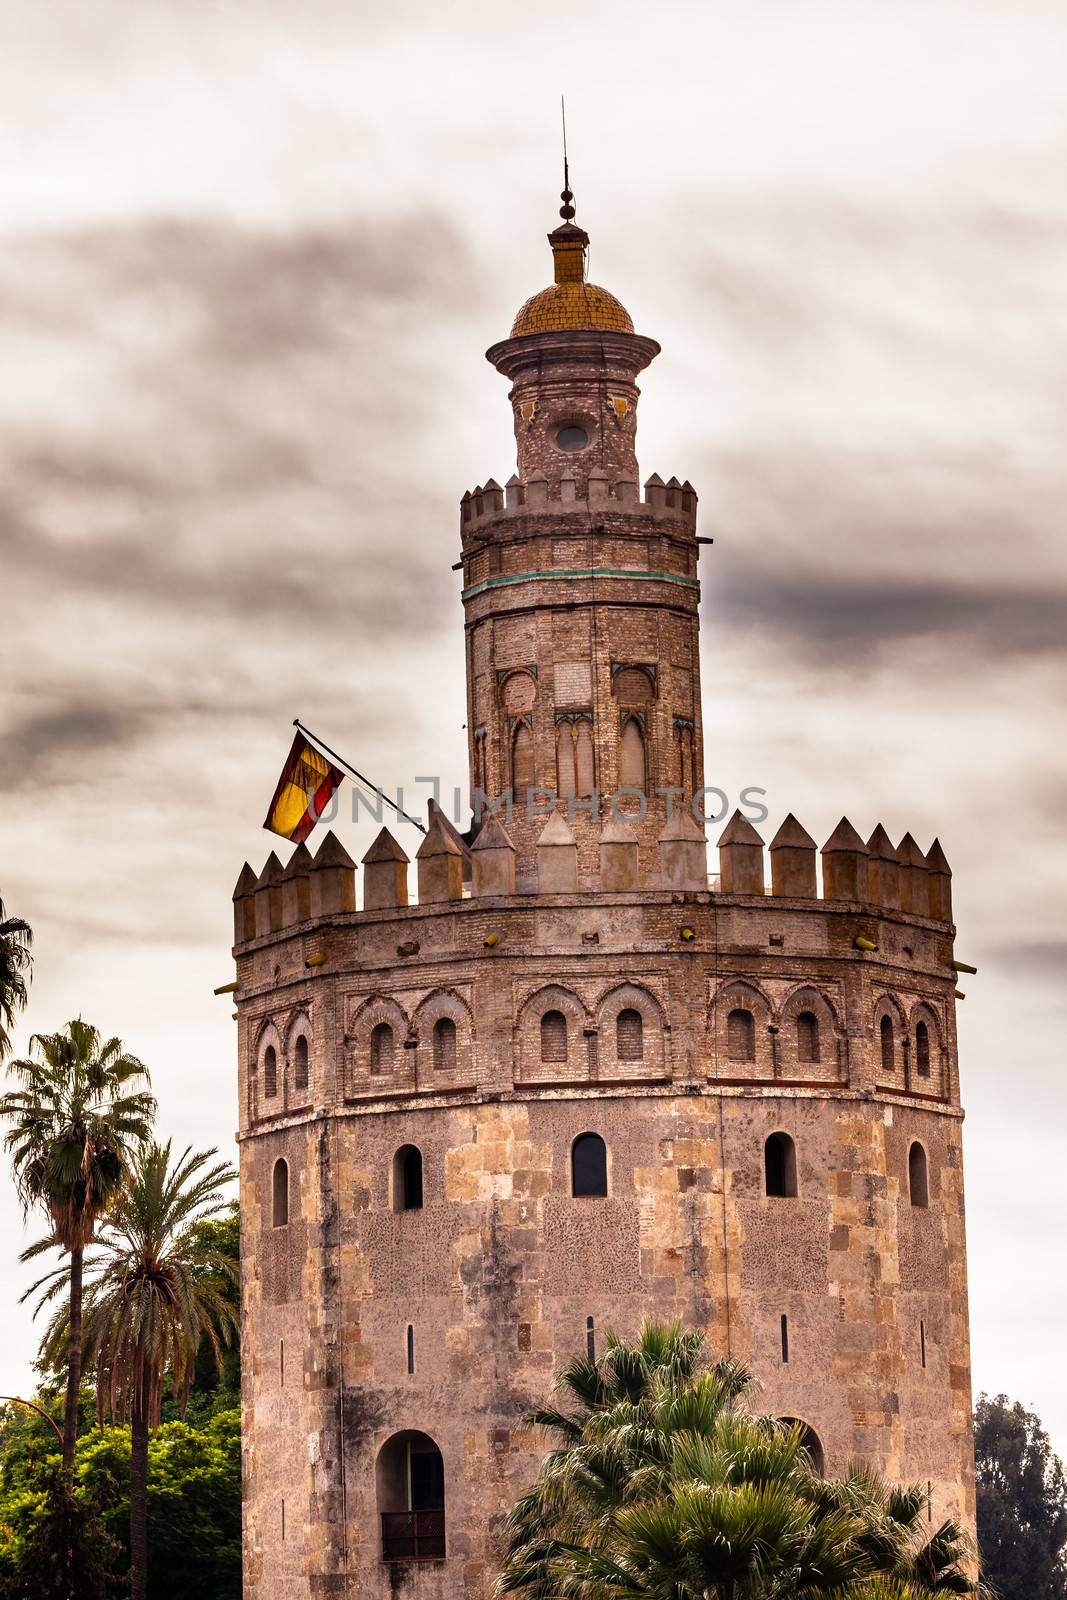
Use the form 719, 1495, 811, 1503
232, 197, 974, 1600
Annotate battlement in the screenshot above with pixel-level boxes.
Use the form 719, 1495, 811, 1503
460, 471, 698, 536
233, 811, 952, 946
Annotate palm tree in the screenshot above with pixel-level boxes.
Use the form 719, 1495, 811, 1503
497, 1320, 984, 1600
0, 1019, 155, 1470
26, 1140, 238, 1600
0, 893, 32, 1060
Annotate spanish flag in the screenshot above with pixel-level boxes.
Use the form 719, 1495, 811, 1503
263, 734, 344, 843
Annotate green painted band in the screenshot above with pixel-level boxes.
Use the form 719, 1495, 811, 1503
461, 568, 701, 601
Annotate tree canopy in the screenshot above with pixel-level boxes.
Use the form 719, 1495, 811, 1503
975, 1392, 1067, 1600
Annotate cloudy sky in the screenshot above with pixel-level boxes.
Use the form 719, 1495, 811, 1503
1, 0, 1065, 1452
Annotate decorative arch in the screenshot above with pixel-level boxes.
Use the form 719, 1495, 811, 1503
908, 1001, 945, 1096
777, 986, 844, 1081
499, 669, 537, 714
253, 1019, 284, 1115
412, 989, 474, 1087
612, 664, 655, 703
872, 994, 907, 1084
285, 1011, 312, 1098
345, 995, 412, 1098
709, 979, 774, 1080
595, 982, 667, 1080
516, 985, 590, 1084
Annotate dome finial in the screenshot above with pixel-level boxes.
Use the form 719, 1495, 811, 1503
559, 95, 576, 221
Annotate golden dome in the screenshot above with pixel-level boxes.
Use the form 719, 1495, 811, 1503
511, 281, 634, 337
510, 221, 634, 337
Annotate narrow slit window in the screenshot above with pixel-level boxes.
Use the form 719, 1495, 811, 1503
915, 1021, 931, 1077
780, 1313, 789, 1364
394, 1145, 424, 1212
272, 1158, 289, 1228
263, 1044, 278, 1099
880, 1014, 894, 1074
280, 1339, 285, 1387
920, 1319, 927, 1369
281, 1500, 286, 1541
908, 1142, 929, 1208
293, 1034, 309, 1092
406, 1325, 415, 1375
586, 1316, 595, 1362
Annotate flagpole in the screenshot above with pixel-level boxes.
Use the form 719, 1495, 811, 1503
293, 719, 427, 834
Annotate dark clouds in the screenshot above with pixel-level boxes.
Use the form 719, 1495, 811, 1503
2, 0, 1067, 1455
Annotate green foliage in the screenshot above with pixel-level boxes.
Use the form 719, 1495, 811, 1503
26, 1141, 238, 1427
499, 1319, 985, 1600
1, 1019, 155, 1252
0, 1403, 241, 1600
0, 894, 32, 1063
975, 1392, 1067, 1599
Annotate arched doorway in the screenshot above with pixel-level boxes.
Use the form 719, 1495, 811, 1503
376, 1430, 446, 1561
780, 1417, 825, 1477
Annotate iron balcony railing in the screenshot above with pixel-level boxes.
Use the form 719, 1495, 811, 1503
381, 1510, 446, 1561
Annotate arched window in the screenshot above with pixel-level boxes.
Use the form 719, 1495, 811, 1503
880, 1014, 894, 1074
765, 1132, 798, 1198
540, 1009, 567, 1064
571, 1133, 608, 1198
781, 1418, 825, 1477
377, 1431, 445, 1562
619, 717, 646, 790
511, 719, 534, 799
915, 1021, 931, 1077
293, 1035, 309, 1092
908, 1142, 929, 1208
272, 1158, 289, 1228
796, 1011, 820, 1064
394, 1145, 424, 1212
727, 1008, 756, 1062
432, 1017, 456, 1072
371, 1022, 394, 1075
616, 1008, 644, 1061
263, 1044, 278, 1099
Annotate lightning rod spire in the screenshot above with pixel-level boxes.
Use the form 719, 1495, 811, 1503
560, 96, 575, 221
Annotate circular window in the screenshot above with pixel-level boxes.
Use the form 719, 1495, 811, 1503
555, 425, 589, 452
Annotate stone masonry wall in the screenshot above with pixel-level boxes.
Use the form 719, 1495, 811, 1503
235, 887, 973, 1600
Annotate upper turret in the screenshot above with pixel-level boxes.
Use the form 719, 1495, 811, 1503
486, 200, 660, 498
510, 223, 635, 336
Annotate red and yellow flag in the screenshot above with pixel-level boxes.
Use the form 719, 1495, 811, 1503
263, 734, 344, 843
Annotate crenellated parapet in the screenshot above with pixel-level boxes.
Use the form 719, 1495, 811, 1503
460, 471, 698, 536
232, 812, 954, 943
